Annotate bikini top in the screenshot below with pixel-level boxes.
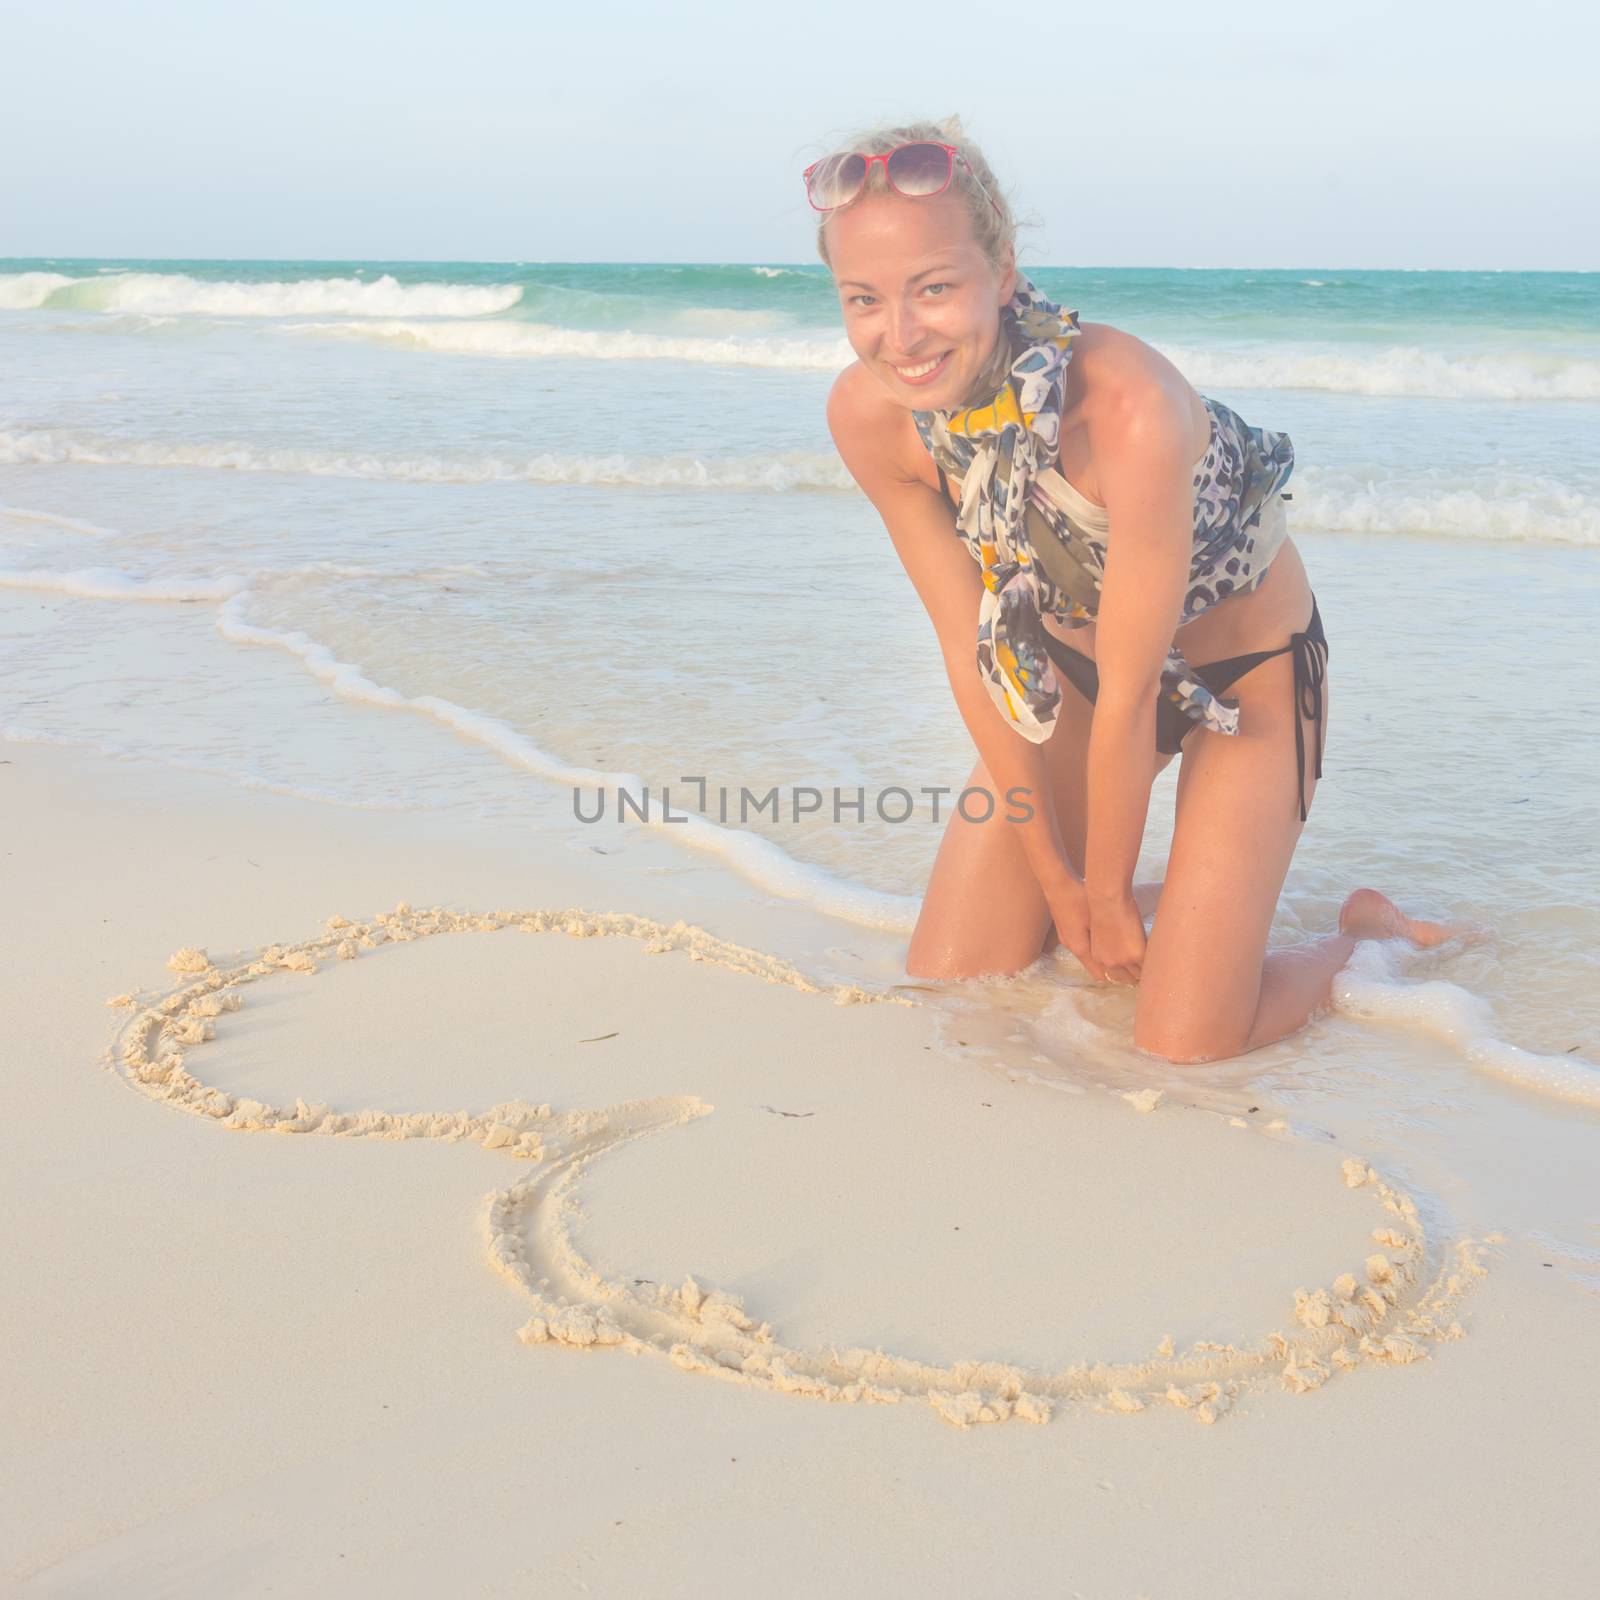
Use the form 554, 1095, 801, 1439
931, 392, 1297, 731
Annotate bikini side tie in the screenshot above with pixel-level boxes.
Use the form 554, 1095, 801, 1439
1291, 626, 1328, 823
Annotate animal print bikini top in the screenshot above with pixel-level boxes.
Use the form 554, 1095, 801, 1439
911, 277, 1297, 745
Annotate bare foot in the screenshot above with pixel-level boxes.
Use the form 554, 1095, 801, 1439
1338, 887, 1458, 947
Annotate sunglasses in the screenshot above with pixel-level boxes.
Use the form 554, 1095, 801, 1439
803, 140, 1002, 217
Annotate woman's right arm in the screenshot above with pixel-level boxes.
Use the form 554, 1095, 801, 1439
826, 368, 1096, 959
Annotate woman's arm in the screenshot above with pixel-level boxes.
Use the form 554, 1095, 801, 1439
826, 368, 1078, 892
1083, 379, 1199, 912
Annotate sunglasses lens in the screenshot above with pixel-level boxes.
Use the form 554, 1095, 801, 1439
807, 152, 867, 210
886, 142, 954, 197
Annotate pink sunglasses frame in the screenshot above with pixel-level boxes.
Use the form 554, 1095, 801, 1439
803, 140, 1003, 218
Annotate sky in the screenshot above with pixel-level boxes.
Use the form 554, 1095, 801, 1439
3, 0, 1595, 270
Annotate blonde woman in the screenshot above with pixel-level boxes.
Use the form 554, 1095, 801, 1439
814, 117, 1449, 1064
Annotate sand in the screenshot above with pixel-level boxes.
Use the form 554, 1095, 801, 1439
3, 739, 1597, 1598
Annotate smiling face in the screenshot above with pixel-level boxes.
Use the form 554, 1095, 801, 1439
825, 188, 1017, 410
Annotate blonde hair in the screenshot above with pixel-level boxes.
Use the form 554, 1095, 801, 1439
810, 114, 1020, 272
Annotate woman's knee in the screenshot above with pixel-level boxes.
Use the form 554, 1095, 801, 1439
908, 765, 1054, 981
906, 877, 1056, 979
905, 924, 1050, 982
1131, 997, 1250, 1066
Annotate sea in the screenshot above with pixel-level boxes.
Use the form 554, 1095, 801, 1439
2, 257, 1596, 1282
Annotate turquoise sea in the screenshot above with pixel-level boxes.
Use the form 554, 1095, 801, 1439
1, 256, 1597, 1272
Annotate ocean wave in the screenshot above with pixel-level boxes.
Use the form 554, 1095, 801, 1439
210, 592, 916, 927
0, 542, 492, 593
11, 274, 1593, 399
0, 428, 853, 491
0, 554, 915, 927
287, 317, 853, 369
1164, 341, 1600, 402
5, 426, 1596, 541
208, 588, 921, 928
0, 564, 247, 601
0, 270, 523, 317
0, 499, 120, 537
0, 271, 76, 310
290, 318, 1600, 396
1291, 465, 1600, 547
1334, 940, 1600, 1108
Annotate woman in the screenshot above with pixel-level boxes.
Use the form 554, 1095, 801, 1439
813, 117, 1450, 1065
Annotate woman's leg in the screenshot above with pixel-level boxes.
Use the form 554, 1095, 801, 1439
1132, 645, 1452, 1063
1217, 889, 1456, 1058
904, 745, 1055, 980
1115, 614, 1453, 1061
907, 665, 1171, 979
1132, 641, 1331, 1063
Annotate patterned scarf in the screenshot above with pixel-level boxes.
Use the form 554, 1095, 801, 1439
911, 272, 1264, 746
910, 274, 1079, 740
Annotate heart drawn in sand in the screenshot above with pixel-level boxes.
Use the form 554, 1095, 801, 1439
104, 904, 1497, 1429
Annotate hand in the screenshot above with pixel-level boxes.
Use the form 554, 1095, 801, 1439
1039, 868, 1107, 982
1089, 889, 1147, 986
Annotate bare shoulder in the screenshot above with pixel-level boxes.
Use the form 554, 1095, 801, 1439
826, 360, 931, 494
1071, 320, 1205, 459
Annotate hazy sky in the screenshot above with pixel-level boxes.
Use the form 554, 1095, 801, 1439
4, 0, 1594, 269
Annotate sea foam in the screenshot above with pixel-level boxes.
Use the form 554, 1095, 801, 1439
1333, 940, 1600, 1107
0, 553, 919, 929
6, 427, 1596, 544
0, 429, 853, 493
0, 270, 523, 317
287, 317, 854, 369
0, 564, 247, 602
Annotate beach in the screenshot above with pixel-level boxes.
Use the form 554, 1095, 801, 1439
5, 738, 1598, 1596
3, 260, 1599, 1596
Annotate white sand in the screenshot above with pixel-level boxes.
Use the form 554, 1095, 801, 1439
4, 740, 1597, 1597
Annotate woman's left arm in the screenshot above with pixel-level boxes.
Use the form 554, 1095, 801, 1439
1081, 382, 1199, 973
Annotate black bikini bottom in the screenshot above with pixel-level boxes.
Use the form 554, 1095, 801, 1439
1040, 596, 1329, 823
